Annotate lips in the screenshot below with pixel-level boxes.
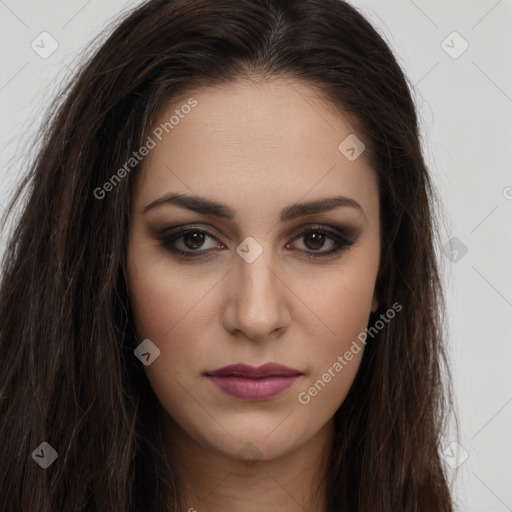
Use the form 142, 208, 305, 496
205, 362, 302, 378
205, 363, 303, 401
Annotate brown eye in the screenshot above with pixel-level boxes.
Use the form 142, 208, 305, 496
288, 226, 355, 258
159, 224, 356, 260
302, 231, 327, 251
182, 231, 207, 250
159, 227, 222, 257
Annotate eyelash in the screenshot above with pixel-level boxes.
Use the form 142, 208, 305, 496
157, 224, 356, 260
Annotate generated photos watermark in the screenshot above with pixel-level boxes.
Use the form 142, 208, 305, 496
94, 97, 198, 200
297, 301, 402, 405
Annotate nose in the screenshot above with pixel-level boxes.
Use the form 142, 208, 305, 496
221, 247, 291, 343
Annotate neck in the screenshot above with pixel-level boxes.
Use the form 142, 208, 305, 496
163, 415, 334, 512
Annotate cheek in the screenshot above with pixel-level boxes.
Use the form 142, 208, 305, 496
126, 257, 210, 422
306, 263, 376, 350
296, 262, 377, 408
127, 242, 187, 377
126, 241, 221, 390
295, 290, 369, 416
127, 236, 202, 342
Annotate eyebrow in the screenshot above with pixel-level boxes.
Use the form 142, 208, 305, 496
142, 192, 366, 222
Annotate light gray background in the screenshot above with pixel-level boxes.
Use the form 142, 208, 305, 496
0, 1, 511, 510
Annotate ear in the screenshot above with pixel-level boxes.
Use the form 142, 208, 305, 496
371, 293, 379, 313
371, 266, 382, 313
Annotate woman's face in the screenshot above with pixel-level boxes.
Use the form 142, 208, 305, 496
127, 77, 380, 462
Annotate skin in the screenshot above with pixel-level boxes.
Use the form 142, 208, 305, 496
126, 77, 380, 512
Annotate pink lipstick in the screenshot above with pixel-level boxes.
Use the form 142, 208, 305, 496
205, 363, 302, 401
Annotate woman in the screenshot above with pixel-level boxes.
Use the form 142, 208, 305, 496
0, 0, 455, 510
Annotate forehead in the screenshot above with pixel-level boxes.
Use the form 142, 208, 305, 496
134, 77, 378, 223
147, 77, 359, 160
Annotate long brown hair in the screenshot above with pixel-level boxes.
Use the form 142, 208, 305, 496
0, 0, 455, 510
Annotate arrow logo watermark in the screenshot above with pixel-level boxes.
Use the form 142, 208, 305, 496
31, 442, 58, 469
30, 32, 59, 59
338, 134, 366, 161
441, 31, 469, 59
236, 236, 263, 263
442, 236, 468, 263
134, 338, 161, 366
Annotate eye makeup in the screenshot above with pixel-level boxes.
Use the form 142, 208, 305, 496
155, 223, 359, 261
